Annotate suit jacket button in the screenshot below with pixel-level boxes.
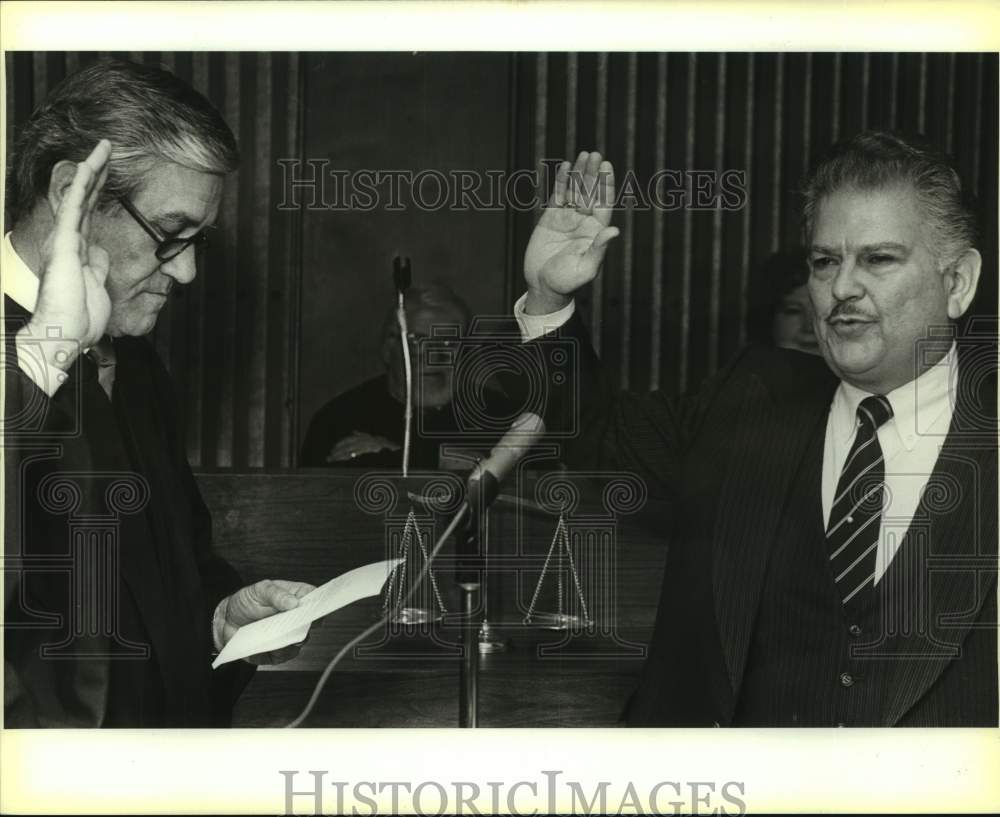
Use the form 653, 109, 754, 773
848, 624, 862, 637
839, 672, 855, 687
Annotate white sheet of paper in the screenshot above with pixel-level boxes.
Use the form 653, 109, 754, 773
211, 558, 402, 668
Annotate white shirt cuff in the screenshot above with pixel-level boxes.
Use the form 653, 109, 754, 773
13, 330, 72, 397
513, 292, 576, 342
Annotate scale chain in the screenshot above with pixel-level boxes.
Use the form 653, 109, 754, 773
562, 521, 591, 625
411, 510, 447, 614
523, 513, 591, 626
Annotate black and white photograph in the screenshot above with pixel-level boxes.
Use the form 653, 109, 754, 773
1, 1, 998, 814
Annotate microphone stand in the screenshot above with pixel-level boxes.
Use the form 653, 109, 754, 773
456, 527, 480, 729
456, 470, 499, 728
453, 414, 545, 727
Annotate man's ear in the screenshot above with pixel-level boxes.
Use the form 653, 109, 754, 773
945, 248, 982, 320
46, 160, 81, 216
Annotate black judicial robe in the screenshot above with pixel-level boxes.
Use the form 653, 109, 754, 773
536, 311, 997, 726
4, 296, 253, 727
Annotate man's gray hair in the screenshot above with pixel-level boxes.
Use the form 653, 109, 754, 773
6, 59, 239, 223
802, 130, 978, 272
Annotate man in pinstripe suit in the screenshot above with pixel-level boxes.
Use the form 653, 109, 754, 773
516, 134, 996, 726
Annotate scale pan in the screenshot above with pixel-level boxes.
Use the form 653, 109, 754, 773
392, 606, 444, 625
529, 612, 587, 631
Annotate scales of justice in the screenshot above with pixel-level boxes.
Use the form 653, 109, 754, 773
355, 257, 643, 725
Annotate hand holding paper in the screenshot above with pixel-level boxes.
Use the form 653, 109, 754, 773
215, 579, 316, 666
212, 559, 402, 669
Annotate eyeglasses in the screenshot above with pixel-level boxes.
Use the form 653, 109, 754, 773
118, 197, 209, 262
404, 332, 459, 349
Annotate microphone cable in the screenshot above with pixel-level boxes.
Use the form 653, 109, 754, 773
285, 502, 469, 728
396, 290, 413, 478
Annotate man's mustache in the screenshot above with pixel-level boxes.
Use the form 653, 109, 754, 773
826, 302, 877, 322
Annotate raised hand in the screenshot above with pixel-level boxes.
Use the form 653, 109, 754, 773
522, 151, 620, 315
28, 140, 113, 358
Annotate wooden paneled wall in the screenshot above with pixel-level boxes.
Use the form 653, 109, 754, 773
6, 52, 997, 469
510, 53, 999, 393
295, 53, 514, 444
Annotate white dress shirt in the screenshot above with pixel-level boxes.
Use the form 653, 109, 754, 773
3, 232, 71, 397
823, 343, 956, 583
514, 293, 958, 583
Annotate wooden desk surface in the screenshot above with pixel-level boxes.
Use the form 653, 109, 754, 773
233, 625, 644, 728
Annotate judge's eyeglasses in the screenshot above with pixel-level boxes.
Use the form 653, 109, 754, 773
118, 197, 210, 262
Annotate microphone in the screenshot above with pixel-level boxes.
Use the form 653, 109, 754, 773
457, 411, 546, 589
466, 411, 547, 511
393, 255, 411, 293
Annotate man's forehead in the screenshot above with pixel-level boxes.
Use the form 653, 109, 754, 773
132, 161, 225, 223
811, 183, 923, 243
411, 305, 466, 330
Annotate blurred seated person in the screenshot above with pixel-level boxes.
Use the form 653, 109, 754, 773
301, 285, 511, 470
748, 247, 820, 354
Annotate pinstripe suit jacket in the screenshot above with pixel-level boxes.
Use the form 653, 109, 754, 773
548, 311, 997, 726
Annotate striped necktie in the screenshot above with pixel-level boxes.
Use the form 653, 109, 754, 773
827, 394, 894, 606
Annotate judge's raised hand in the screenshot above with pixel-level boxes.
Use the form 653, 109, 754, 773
217, 579, 317, 666
522, 150, 619, 315
28, 139, 113, 361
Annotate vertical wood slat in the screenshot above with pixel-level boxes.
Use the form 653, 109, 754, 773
564, 53, 578, 160
562, 54, 581, 366
502, 54, 524, 338
591, 53, 609, 351
888, 52, 900, 130
945, 53, 956, 154
831, 53, 842, 142
282, 53, 303, 467
971, 53, 984, 198
678, 54, 696, 394
917, 53, 928, 134
534, 54, 548, 212
649, 54, 667, 392
860, 54, 871, 131
801, 53, 813, 181
247, 53, 272, 468
738, 54, 755, 348
31, 53, 47, 112
708, 54, 726, 376
619, 53, 638, 390
770, 53, 784, 253
185, 53, 211, 467
216, 54, 240, 467
4, 55, 15, 227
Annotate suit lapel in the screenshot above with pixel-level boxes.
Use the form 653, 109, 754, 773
711, 353, 838, 706
878, 385, 998, 725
